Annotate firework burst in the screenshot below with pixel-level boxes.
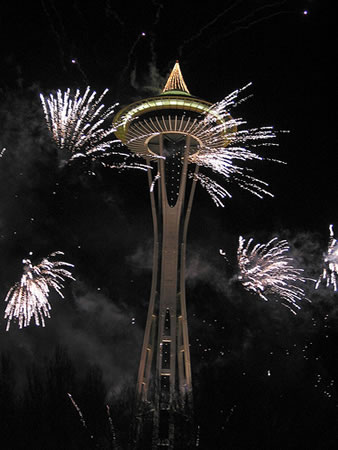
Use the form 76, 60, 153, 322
226, 236, 308, 313
316, 225, 338, 291
187, 84, 284, 205
40, 87, 149, 171
4, 252, 74, 330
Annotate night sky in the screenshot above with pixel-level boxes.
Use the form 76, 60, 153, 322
0, 1, 337, 449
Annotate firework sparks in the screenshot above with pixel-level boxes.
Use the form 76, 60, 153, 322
189, 171, 231, 207
4, 252, 74, 330
150, 171, 161, 192
316, 225, 338, 291
40, 87, 149, 171
187, 84, 283, 204
225, 236, 308, 313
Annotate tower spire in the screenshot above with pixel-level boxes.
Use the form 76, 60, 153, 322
162, 61, 190, 94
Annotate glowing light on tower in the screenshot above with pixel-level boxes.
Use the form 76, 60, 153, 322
113, 61, 281, 448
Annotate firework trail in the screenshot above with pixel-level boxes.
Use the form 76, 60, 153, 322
316, 225, 338, 291
4, 252, 74, 331
40, 87, 149, 171
67, 393, 97, 441
120, 32, 147, 85
106, 404, 120, 449
178, 0, 241, 56
67, 393, 88, 430
178, 1, 289, 56
68, 394, 121, 446
222, 236, 308, 313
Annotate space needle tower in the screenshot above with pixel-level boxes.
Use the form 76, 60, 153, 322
114, 62, 235, 449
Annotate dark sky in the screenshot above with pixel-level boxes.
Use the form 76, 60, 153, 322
0, 1, 337, 448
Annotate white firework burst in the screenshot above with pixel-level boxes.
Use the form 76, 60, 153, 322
316, 224, 338, 291
4, 252, 75, 330
187, 84, 283, 205
40, 87, 149, 171
232, 236, 308, 313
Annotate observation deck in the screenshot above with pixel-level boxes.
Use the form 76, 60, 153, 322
113, 62, 236, 158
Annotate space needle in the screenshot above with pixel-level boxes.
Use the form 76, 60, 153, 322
114, 62, 235, 449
